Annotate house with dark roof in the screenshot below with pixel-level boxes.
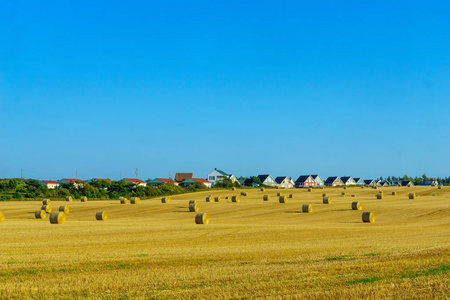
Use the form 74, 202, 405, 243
311, 175, 324, 187
401, 181, 414, 187
364, 180, 375, 186
257, 174, 277, 187
324, 176, 343, 186
180, 178, 212, 188
275, 176, 295, 188
124, 178, 147, 187
207, 168, 239, 186
147, 178, 179, 187
377, 181, 389, 187
175, 173, 194, 182
353, 178, 365, 185
40, 180, 60, 189
341, 176, 356, 186
295, 175, 316, 188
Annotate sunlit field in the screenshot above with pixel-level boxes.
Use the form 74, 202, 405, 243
1, 186, 449, 299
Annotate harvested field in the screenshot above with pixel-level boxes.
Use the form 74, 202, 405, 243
0, 186, 449, 299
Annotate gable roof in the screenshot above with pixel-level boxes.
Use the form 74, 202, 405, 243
216, 170, 228, 176
275, 176, 289, 184
325, 176, 339, 184
354, 177, 362, 182
257, 175, 270, 182
175, 173, 194, 182
364, 180, 374, 184
310, 175, 320, 179
124, 178, 146, 184
157, 178, 177, 184
42, 180, 57, 184
193, 178, 211, 184
295, 175, 311, 183
341, 176, 353, 184
61, 178, 82, 183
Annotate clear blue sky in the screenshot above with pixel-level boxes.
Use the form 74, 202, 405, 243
1, 0, 449, 181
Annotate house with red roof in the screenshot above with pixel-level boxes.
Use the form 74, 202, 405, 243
40, 180, 60, 189
58, 178, 85, 188
124, 178, 147, 187
180, 178, 212, 188
147, 178, 179, 186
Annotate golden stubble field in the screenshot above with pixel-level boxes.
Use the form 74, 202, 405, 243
1, 186, 449, 299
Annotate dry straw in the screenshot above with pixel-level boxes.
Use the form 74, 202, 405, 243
341, 192, 345, 196
189, 203, 199, 212
120, 197, 128, 204
189, 200, 198, 205
241, 192, 248, 196
49, 212, 66, 224
232, 187, 236, 191
81, 196, 88, 202
206, 195, 212, 202
41, 205, 52, 213
302, 204, 312, 213
362, 211, 376, 223
161, 197, 170, 203
392, 191, 397, 195
232, 195, 241, 202
351, 194, 357, 197
35, 210, 46, 219
322, 193, 327, 197
409, 193, 416, 199
344, 186, 347, 190
263, 195, 270, 201
195, 212, 209, 224
289, 194, 294, 198
0, 212, 4, 224
277, 192, 282, 196
66, 196, 73, 202
131, 197, 140, 204
42, 199, 51, 205
59, 206, 69, 214
376, 193, 383, 199
323, 196, 331, 204
96, 211, 107, 221
352, 201, 362, 210
260, 187, 265, 191
214, 196, 221, 202
438, 185, 442, 189
308, 187, 312, 192
279, 196, 287, 203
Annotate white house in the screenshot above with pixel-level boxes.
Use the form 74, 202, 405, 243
311, 175, 325, 187
341, 176, 356, 185
124, 178, 147, 187
207, 168, 238, 186
257, 174, 277, 187
40, 180, 59, 189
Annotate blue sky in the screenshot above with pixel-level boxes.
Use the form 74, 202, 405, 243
1, 0, 449, 181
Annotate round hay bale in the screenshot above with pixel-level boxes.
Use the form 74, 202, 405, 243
344, 186, 347, 190
161, 197, 170, 203
376, 193, 383, 199
232, 187, 236, 191
352, 201, 362, 210
120, 198, 128, 204
409, 193, 416, 199
41, 205, 52, 213
189, 199, 198, 205
276, 186, 280, 189
131, 197, 140, 204
240, 192, 248, 196
96, 211, 107, 221
321, 186, 324, 189
308, 187, 312, 192
263, 195, 270, 201
195, 212, 209, 224
81, 196, 88, 202
260, 187, 265, 191
279, 196, 287, 203
232, 195, 240, 202
361, 186, 364, 189
323, 196, 331, 204
189, 203, 199, 212
59, 206, 69, 214
49, 212, 66, 224
302, 204, 312, 213
322, 193, 327, 197
373, 186, 378, 190
407, 183, 411, 187
206, 195, 212, 202
351, 194, 357, 197
431, 183, 436, 187
214, 196, 221, 202
438, 185, 442, 189
42, 199, 51, 205
66, 196, 73, 202
277, 192, 282, 196
362, 211, 375, 223
0, 212, 3, 224
392, 191, 397, 196
289, 194, 294, 198
35, 210, 46, 219
341, 192, 345, 196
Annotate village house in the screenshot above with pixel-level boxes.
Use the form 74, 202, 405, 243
124, 178, 147, 187
180, 178, 212, 188
295, 175, 316, 188
275, 176, 295, 188
341, 176, 356, 186
40, 180, 59, 189
311, 175, 324, 187
207, 168, 240, 186
353, 178, 365, 185
324, 176, 343, 186
58, 178, 84, 188
175, 173, 194, 182
147, 178, 179, 187
401, 181, 414, 187
420, 178, 438, 186
257, 174, 277, 187
364, 180, 375, 186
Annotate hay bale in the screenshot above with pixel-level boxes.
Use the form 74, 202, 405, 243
409, 193, 416, 199
189, 203, 199, 212
96, 211, 107, 221
302, 204, 312, 213
308, 187, 312, 192
352, 201, 362, 210
277, 192, 282, 196
276, 186, 280, 189
41, 205, 52, 213
263, 195, 270, 201
322, 193, 327, 197
260, 187, 265, 191
195, 212, 209, 224
376, 193, 383, 199
189, 200, 198, 205
323, 196, 331, 204
214, 196, 221, 202
392, 191, 397, 196
361, 186, 364, 189
66, 196, 73, 202
42, 199, 51, 205
344, 186, 347, 190
351, 194, 357, 197
321, 186, 324, 189
341, 192, 345, 196
59, 206, 69, 214
232, 195, 240, 202
407, 183, 411, 187
35, 210, 46, 219
431, 183, 436, 187
161, 197, 170, 203
0, 212, 3, 224
81, 196, 88, 202
232, 187, 236, 191
362, 211, 375, 223
49, 212, 66, 224
131, 197, 140, 204
289, 194, 294, 198
120, 197, 128, 204
438, 185, 442, 189
241, 192, 248, 196
373, 186, 378, 190
206, 195, 212, 202
279, 196, 287, 203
